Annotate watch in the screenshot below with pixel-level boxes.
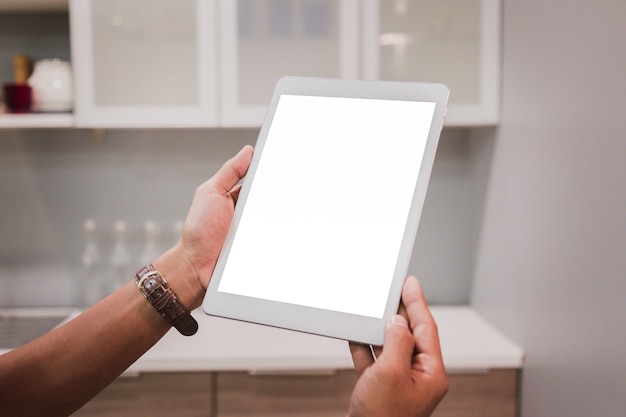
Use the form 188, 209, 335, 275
135, 264, 198, 336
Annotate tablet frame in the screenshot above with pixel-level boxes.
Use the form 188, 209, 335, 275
202, 77, 448, 345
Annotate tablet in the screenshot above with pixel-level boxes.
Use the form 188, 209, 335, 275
202, 77, 448, 345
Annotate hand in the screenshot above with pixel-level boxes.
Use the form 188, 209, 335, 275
347, 276, 448, 417
157, 145, 253, 309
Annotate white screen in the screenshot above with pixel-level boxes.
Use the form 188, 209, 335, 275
217, 95, 436, 318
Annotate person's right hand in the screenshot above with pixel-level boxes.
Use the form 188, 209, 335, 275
347, 276, 448, 417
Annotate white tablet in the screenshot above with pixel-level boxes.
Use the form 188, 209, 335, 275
202, 77, 448, 345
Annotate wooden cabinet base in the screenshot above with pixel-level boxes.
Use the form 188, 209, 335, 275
73, 372, 215, 417
434, 369, 519, 417
216, 371, 357, 417
73, 369, 518, 417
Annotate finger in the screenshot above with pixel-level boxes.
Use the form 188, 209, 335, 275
376, 314, 416, 371
206, 145, 253, 195
402, 276, 444, 361
349, 342, 375, 375
397, 300, 408, 322
227, 184, 243, 203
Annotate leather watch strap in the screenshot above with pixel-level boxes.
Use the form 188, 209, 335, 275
135, 264, 198, 336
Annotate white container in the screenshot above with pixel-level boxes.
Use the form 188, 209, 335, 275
28, 59, 73, 112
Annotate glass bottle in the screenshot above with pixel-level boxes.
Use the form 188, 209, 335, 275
138, 220, 161, 266
76, 219, 104, 307
109, 220, 132, 292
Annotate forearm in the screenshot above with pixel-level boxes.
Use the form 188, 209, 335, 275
0, 146, 252, 417
0, 245, 200, 417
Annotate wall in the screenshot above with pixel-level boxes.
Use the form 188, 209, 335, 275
471, 0, 626, 416
0, 126, 489, 306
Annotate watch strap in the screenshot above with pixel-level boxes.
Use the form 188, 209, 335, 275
135, 264, 198, 336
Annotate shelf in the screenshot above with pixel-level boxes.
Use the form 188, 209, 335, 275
0, 113, 74, 129
0, 0, 68, 12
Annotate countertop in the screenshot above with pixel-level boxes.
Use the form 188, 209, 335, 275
0, 306, 523, 373
130, 305, 524, 373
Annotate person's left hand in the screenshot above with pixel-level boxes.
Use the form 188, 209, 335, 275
158, 145, 253, 308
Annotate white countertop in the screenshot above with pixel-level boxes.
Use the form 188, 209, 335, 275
129, 306, 524, 373
1, 306, 523, 373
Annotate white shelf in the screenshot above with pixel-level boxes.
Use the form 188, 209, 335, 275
0, 113, 74, 129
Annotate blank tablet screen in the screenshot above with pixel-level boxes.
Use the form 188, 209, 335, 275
216, 94, 436, 319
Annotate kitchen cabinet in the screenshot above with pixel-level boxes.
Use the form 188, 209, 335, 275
218, 0, 360, 126
434, 370, 519, 417
68, 0, 359, 128
362, 0, 501, 126
2, 1, 500, 128
216, 370, 518, 417
72, 372, 216, 417
5, 306, 522, 416
215, 370, 357, 417
67, 0, 499, 128
69, 0, 219, 128
72, 369, 518, 417
73, 306, 521, 416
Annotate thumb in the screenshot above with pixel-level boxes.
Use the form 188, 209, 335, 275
378, 314, 416, 368
206, 145, 253, 195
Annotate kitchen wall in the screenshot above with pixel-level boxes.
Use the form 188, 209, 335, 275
0, 125, 491, 306
471, 0, 625, 416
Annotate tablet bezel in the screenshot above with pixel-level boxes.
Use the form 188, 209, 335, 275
202, 77, 448, 345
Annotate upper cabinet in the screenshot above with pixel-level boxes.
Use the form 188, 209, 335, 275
219, 0, 360, 126
70, 0, 219, 127
38, 0, 499, 128
362, 0, 500, 125
70, 0, 360, 128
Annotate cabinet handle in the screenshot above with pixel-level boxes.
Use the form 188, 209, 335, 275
247, 369, 338, 376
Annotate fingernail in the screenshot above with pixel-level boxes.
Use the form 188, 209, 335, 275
388, 314, 408, 328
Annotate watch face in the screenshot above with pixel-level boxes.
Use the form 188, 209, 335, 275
145, 277, 159, 292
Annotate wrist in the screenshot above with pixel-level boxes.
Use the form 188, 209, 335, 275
152, 244, 205, 311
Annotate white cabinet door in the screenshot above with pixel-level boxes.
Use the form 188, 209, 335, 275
362, 0, 500, 126
70, 0, 218, 128
70, 0, 495, 128
218, 0, 360, 127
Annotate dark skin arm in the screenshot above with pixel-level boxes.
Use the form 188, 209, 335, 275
0, 145, 254, 417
